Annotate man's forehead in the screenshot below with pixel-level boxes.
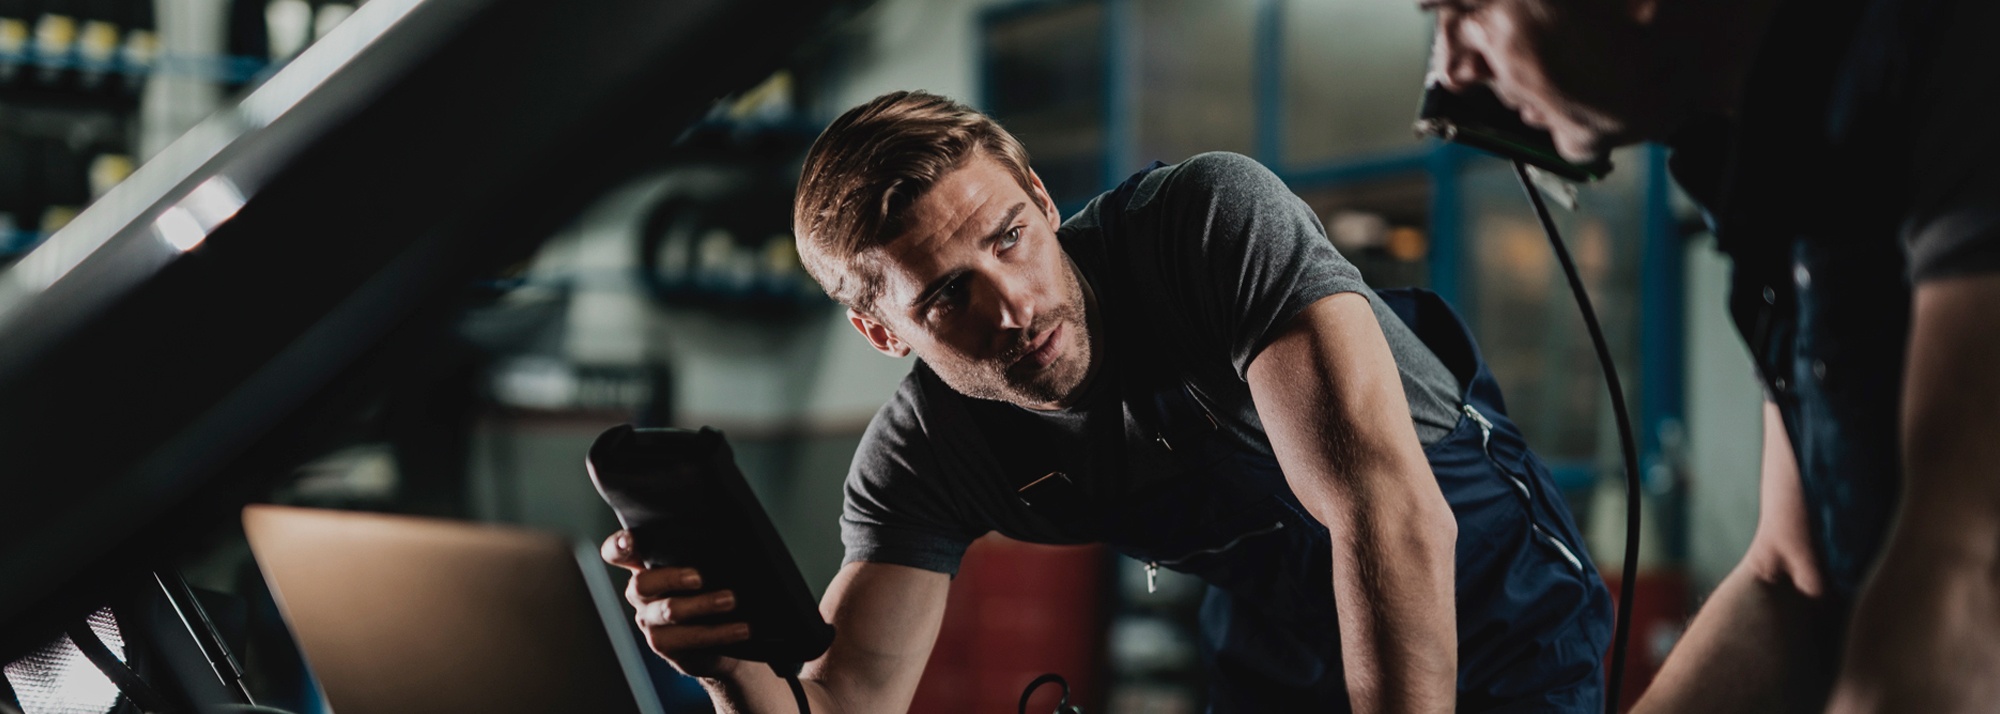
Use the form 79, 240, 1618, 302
864, 239, 947, 307
902, 155, 1022, 235
870, 157, 1028, 301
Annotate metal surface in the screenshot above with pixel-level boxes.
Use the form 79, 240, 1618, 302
0, 0, 847, 659
154, 570, 254, 706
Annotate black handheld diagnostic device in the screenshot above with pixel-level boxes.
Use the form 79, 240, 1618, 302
1413, 79, 1613, 183
585, 425, 835, 666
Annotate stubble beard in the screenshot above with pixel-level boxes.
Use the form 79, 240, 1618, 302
938, 273, 1094, 409
1001, 301, 1090, 406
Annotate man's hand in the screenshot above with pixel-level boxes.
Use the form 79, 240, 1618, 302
1827, 274, 2000, 713
1630, 402, 1839, 714
1248, 291, 1458, 714
600, 530, 951, 714
600, 530, 752, 679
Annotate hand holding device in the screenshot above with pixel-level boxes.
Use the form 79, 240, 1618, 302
600, 532, 750, 678
586, 425, 835, 667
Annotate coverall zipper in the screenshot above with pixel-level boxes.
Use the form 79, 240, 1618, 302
1145, 521, 1286, 593
1462, 403, 1582, 575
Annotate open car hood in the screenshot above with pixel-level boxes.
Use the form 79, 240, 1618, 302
0, 0, 845, 657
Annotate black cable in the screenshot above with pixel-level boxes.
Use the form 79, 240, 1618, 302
1017, 673, 1079, 714
785, 675, 809, 714
770, 661, 809, 714
1512, 161, 1641, 714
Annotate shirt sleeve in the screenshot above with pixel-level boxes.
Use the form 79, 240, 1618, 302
1903, 0, 2000, 281
839, 376, 982, 576
1139, 151, 1370, 379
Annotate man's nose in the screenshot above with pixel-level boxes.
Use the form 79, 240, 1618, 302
1432, 22, 1490, 91
983, 273, 1035, 332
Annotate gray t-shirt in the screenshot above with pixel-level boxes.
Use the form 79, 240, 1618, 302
841, 152, 1463, 575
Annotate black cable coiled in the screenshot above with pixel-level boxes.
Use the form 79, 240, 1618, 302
1018, 673, 1082, 714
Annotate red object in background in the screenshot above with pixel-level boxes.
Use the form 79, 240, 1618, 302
907, 536, 1108, 714
1601, 569, 1690, 712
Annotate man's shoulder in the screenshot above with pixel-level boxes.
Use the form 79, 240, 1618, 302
1067, 152, 1285, 227
846, 367, 951, 495
1134, 152, 1284, 210
856, 363, 992, 461
860, 365, 937, 447
1163, 151, 1278, 185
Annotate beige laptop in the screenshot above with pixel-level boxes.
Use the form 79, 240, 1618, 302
243, 504, 665, 714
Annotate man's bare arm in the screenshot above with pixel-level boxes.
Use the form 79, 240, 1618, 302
695, 562, 949, 713
605, 533, 949, 714
1247, 291, 1458, 714
797, 561, 950, 713
1827, 274, 2000, 713
1631, 401, 1840, 714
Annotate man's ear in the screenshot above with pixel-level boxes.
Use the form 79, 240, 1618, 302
849, 308, 912, 358
1027, 168, 1060, 224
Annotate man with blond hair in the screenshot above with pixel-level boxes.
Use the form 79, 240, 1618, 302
604, 91, 1611, 713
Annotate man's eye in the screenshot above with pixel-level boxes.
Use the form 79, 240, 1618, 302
999, 227, 1022, 250
927, 277, 969, 318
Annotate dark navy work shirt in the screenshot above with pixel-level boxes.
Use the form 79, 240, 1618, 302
1669, 0, 2000, 603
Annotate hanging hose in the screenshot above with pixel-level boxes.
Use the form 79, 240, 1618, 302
770, 661, 810, 714
1512, 161, 1642, 713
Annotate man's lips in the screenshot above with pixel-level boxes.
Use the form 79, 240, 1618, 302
1014, 323, 1064, 371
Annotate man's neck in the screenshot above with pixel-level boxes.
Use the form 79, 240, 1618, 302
1059, 255, 1107, 410
1651, 0, 1788, 134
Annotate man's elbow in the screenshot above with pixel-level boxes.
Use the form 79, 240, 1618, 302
1413, 489, 1458, 562
1384, 448, 1457, 551
1356, 469, 1457, 567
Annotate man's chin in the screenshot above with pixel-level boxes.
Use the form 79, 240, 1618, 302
1002, 378, 1066, 409
1553, 131, 1612, 166
1552, 118, 1648, 167
1003, 367, 1085, 409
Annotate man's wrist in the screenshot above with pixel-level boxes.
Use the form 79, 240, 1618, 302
696, 658, 817, 714
696, 669, 759, 714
